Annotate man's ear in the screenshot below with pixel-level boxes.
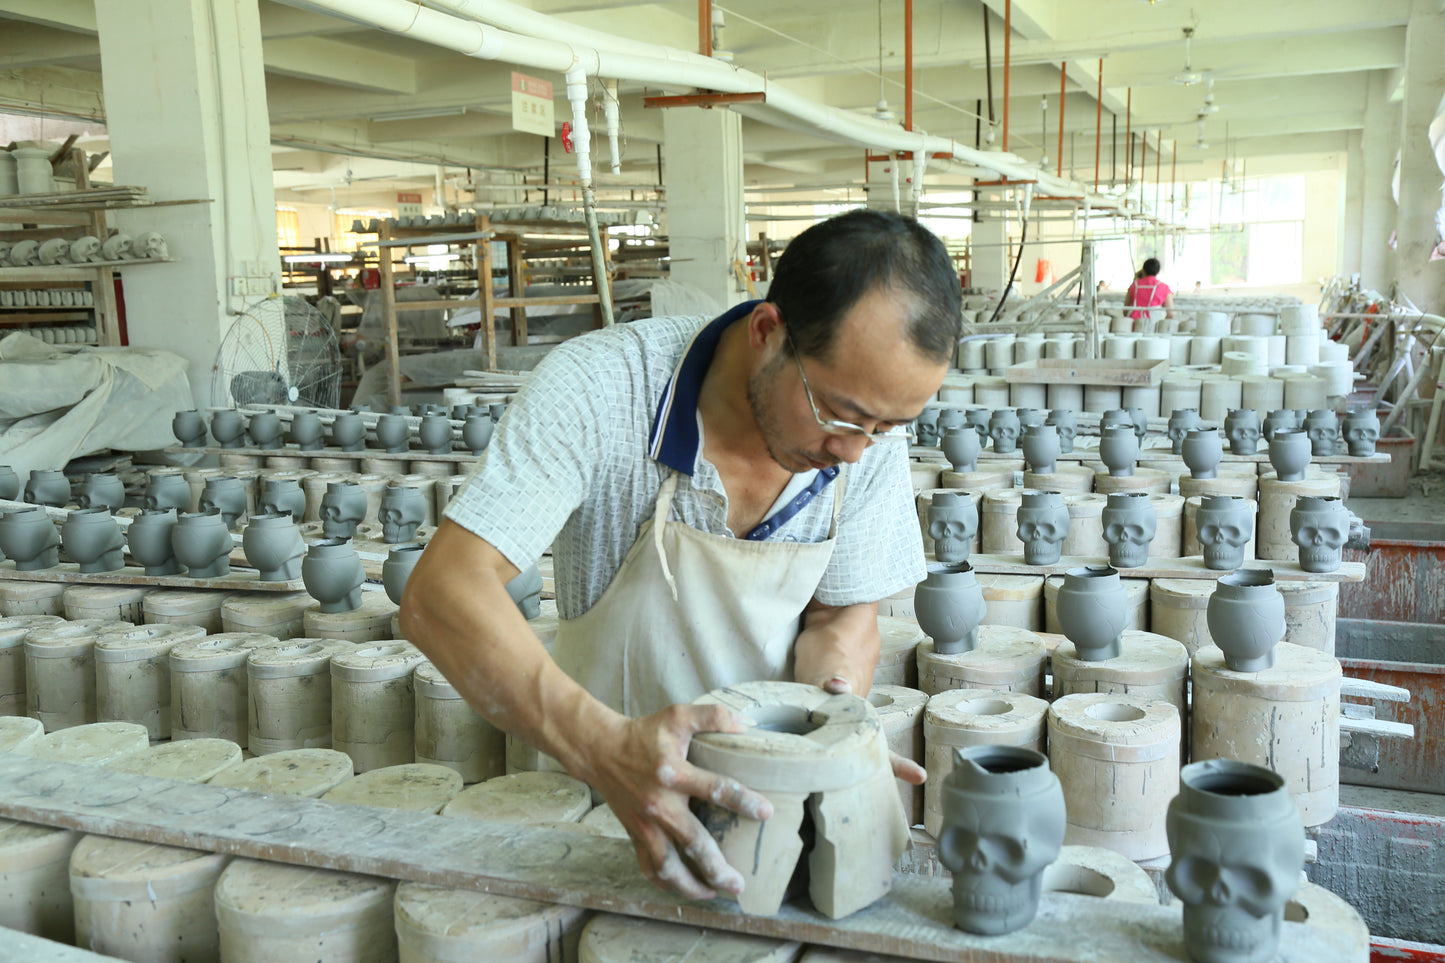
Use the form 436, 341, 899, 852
747, 301, 785, 354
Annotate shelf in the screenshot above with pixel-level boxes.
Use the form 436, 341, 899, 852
966, 553, 1366, 582
0, 312, 93, 325
0, 257, 178, 282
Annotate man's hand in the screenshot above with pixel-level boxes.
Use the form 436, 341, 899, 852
803, 674, 927, 787
582, 703, 774, 901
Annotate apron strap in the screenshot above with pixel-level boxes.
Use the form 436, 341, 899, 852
652, 473, 682, 602
827, 464, 848, 539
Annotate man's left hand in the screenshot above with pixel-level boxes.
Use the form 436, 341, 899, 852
806, 673, 926, 787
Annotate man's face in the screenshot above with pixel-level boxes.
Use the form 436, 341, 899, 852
749, 289, 949, 473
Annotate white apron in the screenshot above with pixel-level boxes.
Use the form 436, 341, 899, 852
552, 469, 845, 718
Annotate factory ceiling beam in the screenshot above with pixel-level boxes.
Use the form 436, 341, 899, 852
263, 36, 418, 95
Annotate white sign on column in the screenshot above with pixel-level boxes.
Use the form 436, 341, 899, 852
512, 72, 555, 137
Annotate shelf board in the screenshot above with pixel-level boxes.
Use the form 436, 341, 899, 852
966, 553, 1367, 582
0, 312, 93, 325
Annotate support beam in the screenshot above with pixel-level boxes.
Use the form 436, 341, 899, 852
263, 36, 418, 95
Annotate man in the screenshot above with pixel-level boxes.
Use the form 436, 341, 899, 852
401, 209, 961, 902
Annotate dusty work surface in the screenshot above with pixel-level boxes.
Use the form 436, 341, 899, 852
0, 755, 1366, 963
967, 554, 1366, 582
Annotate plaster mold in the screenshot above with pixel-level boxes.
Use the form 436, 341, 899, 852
169, 633, 278, 745
21, 620, 129, 731
0, 614, 64, 717
915, 627, 1048, 698
94, 623, 206, 739
441, 771, 592, 825
330, 641, 428, 772
922, 688, 1048, 837
866, 684, 928, 828
246, 638, 355, 754
413, 660, 507, 784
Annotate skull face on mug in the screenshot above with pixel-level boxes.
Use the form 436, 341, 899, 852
1015, 492, 1069, 565
1343, 419, 1379, 457
989, 410, 1022, 453
928, 492, 978, 564
1289, 496, 1349, 572
914, 409, 940, 447
1196, 497, 1253, 570
1103, 493, 1158, 568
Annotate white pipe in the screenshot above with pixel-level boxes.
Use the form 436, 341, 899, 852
890, 154, 901, 214
565, 65, 615, 327
603, 79, 622, 175
911, 143, 927, 211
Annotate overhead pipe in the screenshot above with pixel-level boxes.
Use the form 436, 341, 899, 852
564, 65, 614, 326
1057, 62, 1066, 178
890, 154, 902, 213
1003, 0, 1011, 152
904, 0, 913, 132
698, 0, 712, 57
1093, 59, 1102, 189
603, 78, 622, 174
911, 140, 927, 210
1124, 87, 1131, 187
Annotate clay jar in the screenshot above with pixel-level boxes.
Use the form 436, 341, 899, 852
200, 475, 248, 529
172, 410, 208, 448
289, 410, 324, 451
1098, 425, 1139, 478
462, 413, 493, 455
382, 543, 424, 605
321, 482, 367, 539
144, 472, 190, 512
1102, 408, 1132, 433
0, 506, 61, 570
330, 411, 366, 452
1290, 495, 1350, 573
1207, 569, 1286, 671
242, 513, 306, 581
938, 745, 1066, 936
489, 402, 507, 422
928, 491, 978, 564
1196, 495, 1255, 570
1055, 566, 1129, 661
127, 508, 182, 576
374, 413, 411, 453
1342, 407, 1380, 456
171, 509, 233, 579
0, 465, 17, 500
418, 413, 453, 455
61, 508, 125, 573
507, 564, 545, 619
1262, 409, 1296, 442
24, 470, 70, 508
1181, 427, 1224, 480
77, 473, 126, 512
1020, 425, 1060, 474
1126, 406, 1149, 443
914, 408, 940, 447
1045, 409, 1076, 453
941, 426, 981, 473
1303, 409, 1338, 456
210, 410, 247, 449
965, 408, 991, 447
1014, 408, 1044, 431
988, 409, 1021, 453
247, 411, 283, 449
1167, 409, 1203, 455
1015, 491, 1069, 566
1224, 409, 1262, 455
1166, 759, 1304, 963
1267, 429, 1312, 482
379, 485, 428, 543
258, 479, 306, 520
914, 561, 987, 655
1101, 492, 1157, 568
302, 537, 365, 613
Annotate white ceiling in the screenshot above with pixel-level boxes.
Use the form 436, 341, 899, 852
0, 0, 1414, 198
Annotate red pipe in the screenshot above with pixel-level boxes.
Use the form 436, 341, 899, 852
698, 0, 711, 57
1094, 59, 1103, 190
905, 0, 914, 131
1003, 0, 1011, 152
1057, 61, 1066, 177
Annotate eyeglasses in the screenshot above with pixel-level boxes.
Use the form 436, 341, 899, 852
784, 327, 912, 445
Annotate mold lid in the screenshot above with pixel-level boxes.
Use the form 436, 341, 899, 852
18, 619, 127, 654
1046, 692, 1180, 762
329, 640, 426, 683
0, 614, 64, 646
109, 738, 243, 783
579, 914, 801, 963
394, 881, 587, 953
94, 623, 206, 662
207, 748, 353, 797
440, 771, 591, 826
70, 836, 227, 901
246, 638, 353, 678
214, 859, 394, 926
320, 763, 462, 813
170, 634, 279, 671
0, 716, 43, 753
10, 721, 149, 764
412, 661, 458, 700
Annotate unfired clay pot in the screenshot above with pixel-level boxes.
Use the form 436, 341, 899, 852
1020, 425, 1060, 474
1206, 569, 1285, 672
462, 414, 493, 455
320, 482, 367, 539
1303, 410, 1338, 456
258, 479, 306, 520
1342, 408, 1380, 457
1267, 430, 1311, 482
489, 403, 507, 422
1126, 406, 1148, 443
914, 409, 940, 447
375, 413, 411, 453
988, 410, 1021, 454
0, 466, 17, 500
507, 564, 545, 619
941, 427, 981, 472
1224, 409, 1261, 455
1290, 495, 1350, 573
937, 407, 969, 437
242, 513, 306, 581
1102, 492, 1156, 568
24, 470, 69, 508
247, 411, 283, 449
1016, 491, 1068, 565
61, 508, 125, 573
1055, 566, 1128, 661
379, 485, 427, 543
289, 410, 324, 451
172, 410, 208, 448
1262, 409, 1296, 442
1014, 408, 1045, 431
172, 509, 233, 579
1166, 759, 1303, 963
1098, 425, 1139, 478
144, 473, 191, 512
1167, 409, 1203, 455
210, 410, 247, 449
1045, 409, 1076, 453
0, 507, 60, 570
914, 561, 987, 654
77, 473, 126, 512
127, 508, 182, 576
200, 475, 247, 529
1181, 428, 1224, 480
382, 542, 424, 606
1196, 496, 1254, 570
965, 408, 991, 447
939, 745, 1066, 936
331, 412, 366, 452
418, 413, 453, 455
1102, 408, 1132, 432
929, 491, 978, 565
302, 537, 365, 613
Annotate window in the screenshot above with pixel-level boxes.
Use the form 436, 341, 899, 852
275, 208, 300, 250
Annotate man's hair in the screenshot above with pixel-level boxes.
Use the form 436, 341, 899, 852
1142, 258, 1162, 277
766, 209, 961, 364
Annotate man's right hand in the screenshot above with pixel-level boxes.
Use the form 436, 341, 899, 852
580, 702, 774, 901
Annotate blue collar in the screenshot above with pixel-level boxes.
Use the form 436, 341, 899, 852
648, 299, 760, 475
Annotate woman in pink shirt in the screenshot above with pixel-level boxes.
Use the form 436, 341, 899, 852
1126, 258, 1175, 326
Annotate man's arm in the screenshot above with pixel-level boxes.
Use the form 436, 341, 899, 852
401, 518, 774, 901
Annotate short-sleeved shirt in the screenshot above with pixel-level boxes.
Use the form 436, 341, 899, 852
1126, 277, 1171, 319
443, 304, 927, 619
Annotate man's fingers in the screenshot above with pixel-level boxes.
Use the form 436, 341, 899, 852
678, 821, 744, 896
679, 703, 749, 737
669, 762, 773, 822
891, 751, 927, 785
631, 819, 716, 901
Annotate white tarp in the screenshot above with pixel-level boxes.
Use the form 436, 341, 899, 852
0, 333, 194, 485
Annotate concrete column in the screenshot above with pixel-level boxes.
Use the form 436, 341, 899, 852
1360, 70, 1401, 295
1340, 131, 1364, 279
971, 190, 1009, 292
662, 107, 747, 310
1394, 1, 1445, 312
95, 0, 281, 407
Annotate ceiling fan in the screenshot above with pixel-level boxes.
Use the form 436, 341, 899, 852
1173, 27, 1204, 87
